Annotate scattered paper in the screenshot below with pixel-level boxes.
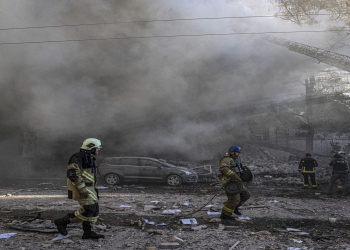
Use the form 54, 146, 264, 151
51, 234, 71, 241
292, 239, 303, 243
151, 201, 160, 204
156, 223, 167, 226
207, 212, 221, 215
287, 248, 301, 250
181, 202, 189, 206
205, 204, 214, 208
162, 210, 181, 214
286, 228, 301, 232
290, 232, 310, 235
268, 200, 279, 203
0, 233, 17, 239
120, 205, 132, 208
180, 218, 198, 225
238, 217, 251, 220
144, 219, 155, 225
97, 186, 109, 189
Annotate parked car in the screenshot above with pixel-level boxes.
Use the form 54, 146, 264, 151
98, 157, 198, 186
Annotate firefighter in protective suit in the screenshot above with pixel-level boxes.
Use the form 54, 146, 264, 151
298, 153, 318, 189
219, 146, 251, 220
327, 153, 349, 196
54, 138, 105, 239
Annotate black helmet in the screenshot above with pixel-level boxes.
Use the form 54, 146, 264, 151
335, 153, 342, 158
306, 153, 312, 157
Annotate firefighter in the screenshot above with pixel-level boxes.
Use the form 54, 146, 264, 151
54, 138, 105, 239
219, 146, 251, 220
298, 153, 318, 189
327, 153, 349, 196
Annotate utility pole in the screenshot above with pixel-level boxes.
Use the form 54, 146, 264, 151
305, 75, 316, 154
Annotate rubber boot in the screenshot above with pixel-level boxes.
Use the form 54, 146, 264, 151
82, 221, 105, 240
82, 231, 105, 240
54, 214, 70, 236
220, 213, 235, 220
233, 207, 242, 216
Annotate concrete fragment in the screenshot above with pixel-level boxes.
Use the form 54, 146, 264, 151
329, 217, 337, 223
224, 226, 239, 231
209, 218, 221, 223
159, 242, 180, 249
144, 205, 158, 211
250, 231, 271, 235
191, 225, 207, 231
235, 218, 248, 223
172, 236, 185, 244
60, 239, 74, 244
149, 230, 165, 235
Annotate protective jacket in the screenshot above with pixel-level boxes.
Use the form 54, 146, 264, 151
219, 153, 242, 186
298, 157, 318, 173
329, 157, 349, 174
67, 149, 99, 202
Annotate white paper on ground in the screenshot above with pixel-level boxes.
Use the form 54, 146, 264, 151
207, 212, 221, 215
162, 209, 181, 214
97, 186, 109, 189
268, 200, 279, 203
292, 239, 303, 243
150, 201, 160, 204
238, 217, 251, 220
144, 219, 155, 225
286, 228, 301, 232
120, 205, 132, 208
51, 234, 71, 241
156, 223, 167, 226
0, 233, 17, 239
180, 218, 198, 225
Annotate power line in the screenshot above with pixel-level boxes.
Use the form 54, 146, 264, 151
0, 29, 349, 46
0, 14, 338, 32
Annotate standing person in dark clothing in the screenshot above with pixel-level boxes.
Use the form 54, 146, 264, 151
298, 153, 318, 189
327, 153, 349, 196
54, 138, 105, 240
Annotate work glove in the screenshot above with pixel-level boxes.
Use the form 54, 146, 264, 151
79, 187, 90, 199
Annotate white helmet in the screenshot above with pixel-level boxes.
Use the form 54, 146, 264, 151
81, 138, 102, 150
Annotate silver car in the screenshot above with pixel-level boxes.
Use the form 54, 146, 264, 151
98, 157, 198, 186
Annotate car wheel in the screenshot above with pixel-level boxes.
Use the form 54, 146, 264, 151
166, 175, 182, 186
104, 173, 120, 185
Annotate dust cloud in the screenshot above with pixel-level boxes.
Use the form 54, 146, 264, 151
0, 0, 338, 164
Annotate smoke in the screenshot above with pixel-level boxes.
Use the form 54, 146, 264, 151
0, 0, 338, 161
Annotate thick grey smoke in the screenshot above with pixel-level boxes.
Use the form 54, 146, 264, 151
0, 0, 338, 162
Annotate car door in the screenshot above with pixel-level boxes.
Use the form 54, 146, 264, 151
119, 158, 140, 182
138, 159, 164, 181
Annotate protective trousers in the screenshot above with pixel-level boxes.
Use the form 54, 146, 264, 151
66, 201, 99, 233
222, 185, 251, 216
328, 173, 348, 195
302, 173, 317, 187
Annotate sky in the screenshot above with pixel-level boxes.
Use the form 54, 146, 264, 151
0, 0, 343, 160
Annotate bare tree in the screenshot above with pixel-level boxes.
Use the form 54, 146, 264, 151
277, 0, 350, 26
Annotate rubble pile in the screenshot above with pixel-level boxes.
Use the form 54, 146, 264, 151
1, 183, 350, 249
